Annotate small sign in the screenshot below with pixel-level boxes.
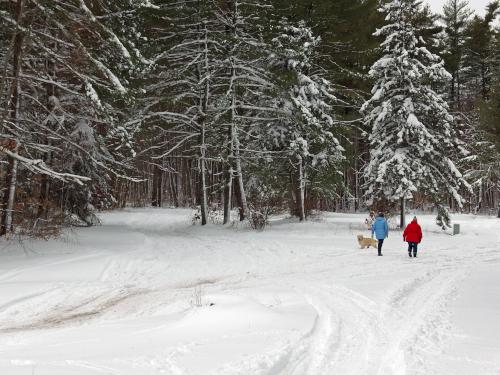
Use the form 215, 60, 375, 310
453, 224, 460, 235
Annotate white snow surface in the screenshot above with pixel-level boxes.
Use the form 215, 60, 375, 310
0, 209, 499, 375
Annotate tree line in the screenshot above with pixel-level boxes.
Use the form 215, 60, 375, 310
0, 0, 499, 237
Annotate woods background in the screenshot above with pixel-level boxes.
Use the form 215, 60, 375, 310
0, 0, 499, 238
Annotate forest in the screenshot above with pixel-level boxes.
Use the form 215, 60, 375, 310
0, 0, 499, 237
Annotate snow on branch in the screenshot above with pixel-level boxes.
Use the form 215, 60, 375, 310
0, 144, 90, 186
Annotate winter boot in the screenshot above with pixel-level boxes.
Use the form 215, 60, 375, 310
408, 251, 412, 258
413, 250, 417, 258
378, 252, 383, 256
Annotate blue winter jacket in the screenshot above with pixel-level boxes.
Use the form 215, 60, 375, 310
372, 217, 389, 240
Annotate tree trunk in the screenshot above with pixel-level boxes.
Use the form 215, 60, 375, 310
157, 170, 163, 207
198, 20, 209, 226
156, 167, 163, 207
169, 170, 179, 207
223, 0, 244, 225
1, 142, 19, 236
199, 147, 208, 226
223, 161, 233, 225
151, 169, 158, 207
295, 156, 305, 221
400, 197, 406, 229
151, 165, 163, 207
354, 136, 360, 212
186, 160, 194, 205
233, 167, 245, 221
230, 2, 247, 222
1, 0, 24, 236
223, 63, 236, 225
198, 125, 208, 225
121, 181, 129, 208
37, 170, 50, 219
477, 181, 483, 213
289, 171, 297, 216
234, 134, 247, 221
175, 160, 183, 206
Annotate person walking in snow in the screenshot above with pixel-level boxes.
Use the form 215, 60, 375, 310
372, 212, 389, 256
403, 216, 423, 258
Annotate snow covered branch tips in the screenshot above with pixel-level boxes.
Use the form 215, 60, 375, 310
361, 0, 470, 226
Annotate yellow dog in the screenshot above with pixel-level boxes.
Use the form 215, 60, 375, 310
357, 234, 378, 249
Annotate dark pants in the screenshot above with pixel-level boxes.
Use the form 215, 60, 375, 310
377, 239, 384, 255
408, 242, 418, 257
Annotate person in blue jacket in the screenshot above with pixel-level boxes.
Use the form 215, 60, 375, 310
372, 212, 389, 256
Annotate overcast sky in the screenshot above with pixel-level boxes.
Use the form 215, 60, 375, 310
426, 0, 491, 15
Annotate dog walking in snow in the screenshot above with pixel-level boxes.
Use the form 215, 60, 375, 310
357, 234, 378, 249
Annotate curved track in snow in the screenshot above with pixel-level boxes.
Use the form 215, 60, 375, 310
0, 209, 498, 375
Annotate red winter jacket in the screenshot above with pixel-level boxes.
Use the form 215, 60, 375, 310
403, 220, 422, 243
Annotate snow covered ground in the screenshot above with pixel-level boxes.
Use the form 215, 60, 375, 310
0, 209, 499, 375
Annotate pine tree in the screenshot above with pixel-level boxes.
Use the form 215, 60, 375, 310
442, 0, 473, 110
475, 25, 500, 217
463, 1, 499, 101
459, 3, 500, 217
137, 0, 222, 225
134, 0, 277, 225
267, 21, 344, 220
480, 25, 500, 152
362, 0, 470, 228
216, 0, 275, 224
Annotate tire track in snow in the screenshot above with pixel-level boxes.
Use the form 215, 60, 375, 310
259, 257, 472, 375
0, 287, 150, 333
266, 283, 386, 375
376, 263, 471, 375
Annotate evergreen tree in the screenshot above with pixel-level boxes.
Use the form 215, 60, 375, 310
463, 1, 499, 101
480, 25, 500, 151
442, 0, 473, 110
475, 25, 500, 217
216, 0, 275, 224
362, 0, 470, 228
137, 0, 223, 225
267, 21, 344, 220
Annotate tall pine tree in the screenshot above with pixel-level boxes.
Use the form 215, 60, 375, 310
267, 21, 344, 220
442, 0, 473, 110
362, 0, 470, 228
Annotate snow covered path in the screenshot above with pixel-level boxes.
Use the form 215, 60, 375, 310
0, 209, 499, 375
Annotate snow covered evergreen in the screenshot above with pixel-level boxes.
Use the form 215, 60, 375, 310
267, 21, 344, 220
362, 0, 470, 227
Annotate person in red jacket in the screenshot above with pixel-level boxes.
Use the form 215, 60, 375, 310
403, 216, 423, 258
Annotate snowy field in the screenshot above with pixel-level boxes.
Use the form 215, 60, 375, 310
0, 209, 499, 375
